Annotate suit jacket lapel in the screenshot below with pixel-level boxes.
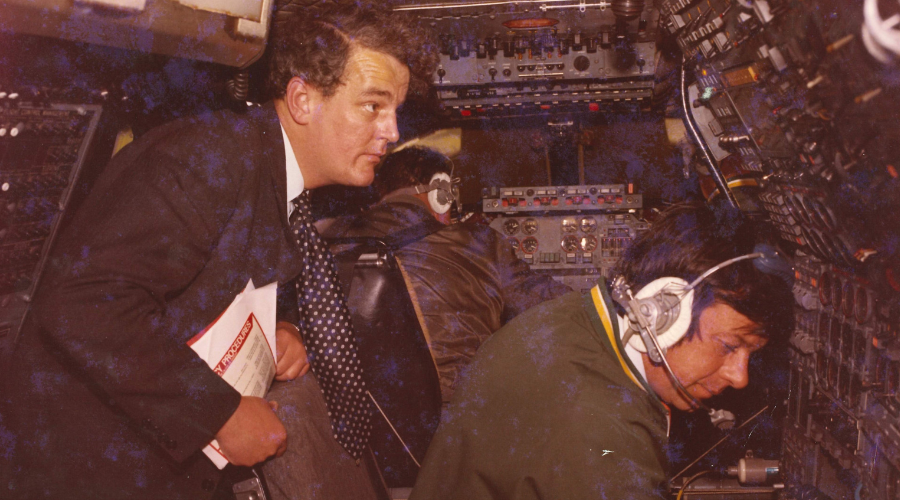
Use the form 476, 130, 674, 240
253, 102, 290, 229
251, 103, 305, 304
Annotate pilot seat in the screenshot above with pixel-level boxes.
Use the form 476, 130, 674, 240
328, 226, 444, 491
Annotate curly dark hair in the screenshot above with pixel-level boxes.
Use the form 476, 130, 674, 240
612, 203, 794, 342
373, 146, 453, 199
266, 1, 439, 99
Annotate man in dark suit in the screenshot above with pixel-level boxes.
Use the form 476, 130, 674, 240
0, 3, 436, 499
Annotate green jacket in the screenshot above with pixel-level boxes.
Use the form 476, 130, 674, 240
409, 281, 670, 500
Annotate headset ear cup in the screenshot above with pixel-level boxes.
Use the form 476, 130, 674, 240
427, 172, 453, 214
625, 277, 694, 354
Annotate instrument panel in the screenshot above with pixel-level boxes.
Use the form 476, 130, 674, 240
0, 97, 102, 361
482, 183, 642, 213
485, 184, 647, 292
665, 0, 900, 496
401, 0, 661, 118
784, 252, 900, 500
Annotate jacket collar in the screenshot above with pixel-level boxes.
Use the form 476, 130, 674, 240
584, 280, 666, 410
380, 193, 430, 210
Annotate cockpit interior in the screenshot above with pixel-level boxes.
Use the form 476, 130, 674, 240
1, 0, 898, 498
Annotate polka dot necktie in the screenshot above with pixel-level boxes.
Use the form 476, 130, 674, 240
290, 190, 372, 459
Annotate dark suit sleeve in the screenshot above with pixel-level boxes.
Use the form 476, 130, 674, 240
470, 225, 572, 324
33, 135, 244, 463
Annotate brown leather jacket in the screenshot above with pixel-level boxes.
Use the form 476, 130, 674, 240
322, 195, 572, 402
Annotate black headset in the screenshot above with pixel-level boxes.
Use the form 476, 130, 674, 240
609, 244, 793, 429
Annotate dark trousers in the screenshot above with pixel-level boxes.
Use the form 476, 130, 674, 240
261, 373, 387, 500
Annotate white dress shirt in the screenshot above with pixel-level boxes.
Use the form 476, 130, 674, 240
281, 124, 304, 218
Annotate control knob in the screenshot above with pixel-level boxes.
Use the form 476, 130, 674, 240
574, 55, 591, 72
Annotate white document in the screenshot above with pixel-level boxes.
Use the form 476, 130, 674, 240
186, 279, 278, 469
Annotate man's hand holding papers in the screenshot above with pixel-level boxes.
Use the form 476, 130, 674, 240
188, 280, 309, 468
214, 395, 287, 466
275, 321, 310, 381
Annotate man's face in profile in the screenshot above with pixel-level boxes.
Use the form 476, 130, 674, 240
644, 303, 767, 411
304, 45, 410, 188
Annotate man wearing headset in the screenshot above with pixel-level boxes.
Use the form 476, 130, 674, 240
320, 146, 572, 404
409, 203, 793, 500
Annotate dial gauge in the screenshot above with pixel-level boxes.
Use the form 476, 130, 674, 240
580, 217, 597, 233
580, 235, 599, 252
522, 218, 539, 235
522, 237, 538, 253
561, 218, 578, 233
503, 219, 520, 235
561, 235, 579, 253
